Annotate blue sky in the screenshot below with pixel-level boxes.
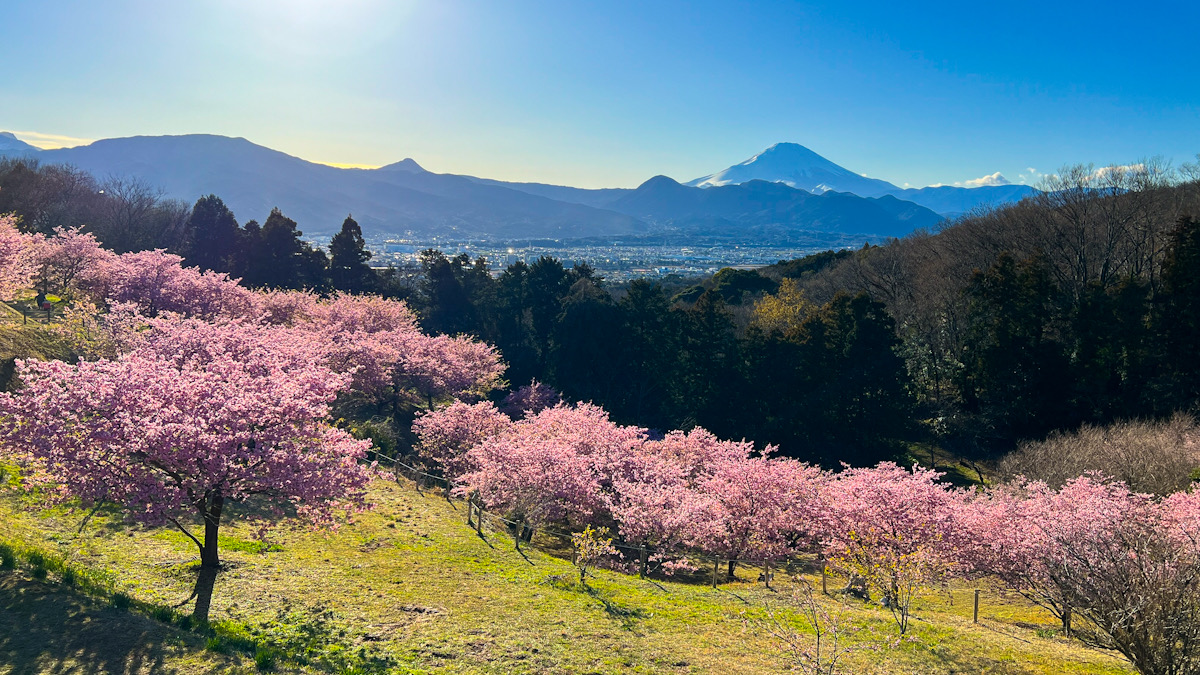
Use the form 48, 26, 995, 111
3, 0, 1198, 188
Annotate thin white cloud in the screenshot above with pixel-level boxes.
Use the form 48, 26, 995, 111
1017, 167, 1044, 184
11, 130, 95, 149
1089, 163, 1146, 181
958, 172, 1011, 187
927, 172, 1012, 188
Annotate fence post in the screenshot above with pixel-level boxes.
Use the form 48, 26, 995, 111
466, 496, 475, 526
475, 504, 484, 535
639, 546, 648, 578
764, 561, 771, 589
973, 589, 980, 623
821, 564, 827, 595
712, 559, 720, 588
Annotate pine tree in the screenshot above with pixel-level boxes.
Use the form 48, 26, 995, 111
242, 208, 329, 290
328, 215, 373, 293
184, 195, 239, 272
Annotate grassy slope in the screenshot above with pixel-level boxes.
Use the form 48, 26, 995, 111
0, 478, 1133, 675
0, 570, 243, 675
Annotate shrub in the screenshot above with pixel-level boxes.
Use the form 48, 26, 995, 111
999, 414, 1200, 495
111, 592, 131, 610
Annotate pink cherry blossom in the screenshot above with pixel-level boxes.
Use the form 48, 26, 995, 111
0, 215, 41, 298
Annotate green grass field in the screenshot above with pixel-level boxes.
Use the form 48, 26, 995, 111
0, 475, 1135, 674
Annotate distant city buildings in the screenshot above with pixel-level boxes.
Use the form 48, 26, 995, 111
358, 236, 852, 282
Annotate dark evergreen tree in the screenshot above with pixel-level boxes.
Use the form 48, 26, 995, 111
185, 195, 239, 272
743, 291, 911, 464
958, 253, 1071, 443
613, 280, 680, 429
237, 208, 328, 290
494, 261, 540, 384
672, 290, 741, 436
526, 257, 572, 362
419, 250, 477, 336
549, 279, 625, 407
1154, 215, 1200, 409
328, 215, 374, 293
1068, 278, 1152, 420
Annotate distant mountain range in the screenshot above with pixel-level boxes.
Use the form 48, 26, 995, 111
0, 133, 1036, 242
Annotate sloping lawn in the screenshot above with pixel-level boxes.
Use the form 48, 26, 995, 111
0, 478, 1134, 674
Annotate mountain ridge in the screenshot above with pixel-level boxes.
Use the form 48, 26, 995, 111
0, 132, 1024, 240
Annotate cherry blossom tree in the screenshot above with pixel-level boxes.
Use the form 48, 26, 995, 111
819, 463, 967, 633
498, 380, 562, 418
608, 449, 695, 554
608, 428, 761, 557
457, 403, 645, 531
413, 400, 512, 478
0, 215, 40, 299
255, 292, 505, 409
686, 454, 824, 579
85, 249, 256, 319
400, 333, 506, 406
963, 476, 1144, 633
0, 318, 372, 623
993, 478, 1200, 675
34, 227, 112, 297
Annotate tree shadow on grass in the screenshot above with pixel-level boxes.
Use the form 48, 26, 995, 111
0, 571, 230, 675
541, 574, 647, 631
582, 584, 648, 631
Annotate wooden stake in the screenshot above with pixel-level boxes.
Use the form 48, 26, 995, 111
764, 561, 771, 589
712, 559, 720, 588
973, 589, 980, 623
639, 546, 648, 578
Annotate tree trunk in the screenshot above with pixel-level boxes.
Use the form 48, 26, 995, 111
727, 559, 736, 580
191, 492, 224, 624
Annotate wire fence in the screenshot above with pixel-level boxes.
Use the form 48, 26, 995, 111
0, 300, 61, 325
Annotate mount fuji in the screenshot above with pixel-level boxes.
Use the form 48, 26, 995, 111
685, 143, 1037, 216
686, 142, 898, 197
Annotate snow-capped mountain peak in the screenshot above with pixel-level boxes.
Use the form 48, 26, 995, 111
685, 142, 898, 196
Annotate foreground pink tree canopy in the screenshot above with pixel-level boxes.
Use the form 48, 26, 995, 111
0, 318, 373, 622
